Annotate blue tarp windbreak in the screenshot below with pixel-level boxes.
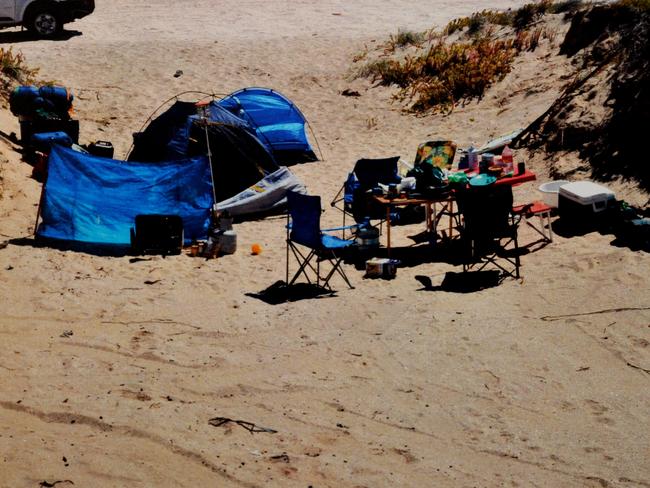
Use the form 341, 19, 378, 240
37, 145, 214, 247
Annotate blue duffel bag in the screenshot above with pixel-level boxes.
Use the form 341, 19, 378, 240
31, 131, 73, 153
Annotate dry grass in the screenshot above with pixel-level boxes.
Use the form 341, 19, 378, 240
356, 0, 581, 113
0, 47, 39, 99
444, 0, 584, 35
361, 36, 518, 113
614, 0, 650, 11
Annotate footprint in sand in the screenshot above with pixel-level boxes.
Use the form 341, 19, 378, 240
585, 399, 615, 425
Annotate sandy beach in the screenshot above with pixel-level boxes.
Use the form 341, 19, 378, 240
1, 1, 649, 487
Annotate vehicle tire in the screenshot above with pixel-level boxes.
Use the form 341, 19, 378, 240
27, 9, 62, 37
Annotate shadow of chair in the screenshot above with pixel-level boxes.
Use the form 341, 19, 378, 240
286, 191, 358, 290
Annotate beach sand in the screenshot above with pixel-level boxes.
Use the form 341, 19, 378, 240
1, 1, 649, 486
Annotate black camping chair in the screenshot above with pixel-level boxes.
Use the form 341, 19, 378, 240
456, 185, 521, 279
286, 191, 358, 290
330, 156, 402, 234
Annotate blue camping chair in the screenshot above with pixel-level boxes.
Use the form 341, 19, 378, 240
286, 191, 357, 290
330, 156, 402, 234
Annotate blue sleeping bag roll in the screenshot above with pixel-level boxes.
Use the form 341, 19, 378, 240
9, 85, 74, 116
9, 85, 39, 116
31, 132, 73, 153
39, 86, 73, 112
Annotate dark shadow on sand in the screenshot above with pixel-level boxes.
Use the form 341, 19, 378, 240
8, 236, 135, 257
0, 29, 82, 43
415, 270, 504, 293
246, 280, 337, 305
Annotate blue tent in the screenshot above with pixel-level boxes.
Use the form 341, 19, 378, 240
128, 101, 279, 202
37, 145, 213, 248
217, 88, 318, 165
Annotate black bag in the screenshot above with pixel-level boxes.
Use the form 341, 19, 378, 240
20, 118, 79, 145
131, 215, 184, 255
88, 141, 114, 159
407, 162, 449, 196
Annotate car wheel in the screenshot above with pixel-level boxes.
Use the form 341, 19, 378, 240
28, 10, 61, 37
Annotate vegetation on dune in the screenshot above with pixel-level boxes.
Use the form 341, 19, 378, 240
356, 1, 567, 113
387, 28, 427, 49
0, 47, 39, 99
361, 37, 518, 112
444, 0, 583, 35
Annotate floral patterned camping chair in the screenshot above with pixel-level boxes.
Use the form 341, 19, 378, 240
414, 140, 457, 169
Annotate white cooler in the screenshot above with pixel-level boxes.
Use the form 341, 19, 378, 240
558, 181, 615, 222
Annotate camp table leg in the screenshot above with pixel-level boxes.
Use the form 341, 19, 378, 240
426, 202, 435, 240
448, 199, 454, 238
386, 204, 391, 258
33, 182, 46, 236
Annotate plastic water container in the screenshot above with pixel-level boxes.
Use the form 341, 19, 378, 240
538, 180, 570, 208
355, 225, 380, 250
467, 145, 478, 171
501, 145, 514, 173
216, 230, 237, 255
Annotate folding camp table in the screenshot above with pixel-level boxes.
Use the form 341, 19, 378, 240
373, 170, 537, 257
373, 194, 455, 258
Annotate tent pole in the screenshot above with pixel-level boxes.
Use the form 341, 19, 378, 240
33, 181, 46, 235
202, 113, 218, 208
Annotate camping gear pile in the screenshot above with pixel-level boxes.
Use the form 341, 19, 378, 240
15, 87, 314, 255
10, 85, 78, 146
10, 85, 117, 181
291, 132, 647, 290
10, 85, 79, 180
8, 85, 648, 279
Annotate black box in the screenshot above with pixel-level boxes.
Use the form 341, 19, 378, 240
20, 118, 80, 145
88, 141, 114, 159
131, 215, 184, 255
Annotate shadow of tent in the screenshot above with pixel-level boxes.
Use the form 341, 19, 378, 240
245, 280, 337, 305
8, 236, 134, 257
415, 270, 504, 293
